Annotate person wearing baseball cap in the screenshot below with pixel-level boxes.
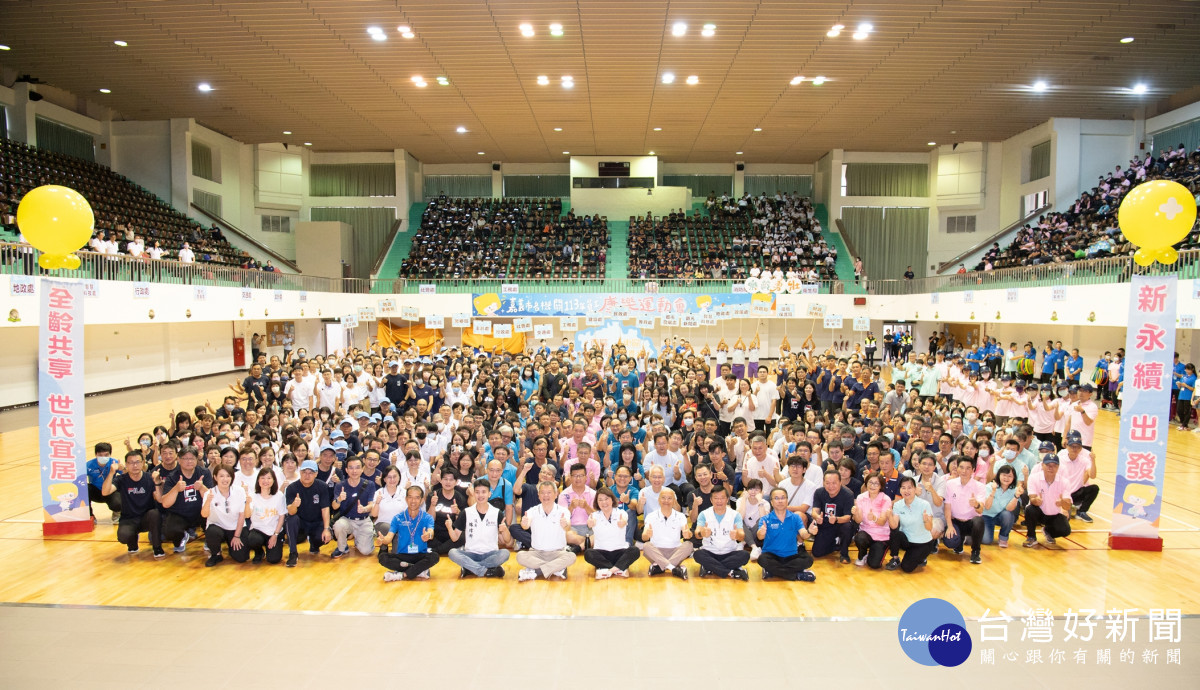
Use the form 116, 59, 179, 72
1067, 383, 1099, 450
283, 459, 332, 567
1023, 451, 1072, 548
1053, 430, 1099, 523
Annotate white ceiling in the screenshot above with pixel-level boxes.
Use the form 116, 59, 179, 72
2, 0, 1198, 163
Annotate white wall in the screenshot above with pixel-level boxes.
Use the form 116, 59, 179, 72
570, 186, 690, 218
109, 120, 173, 204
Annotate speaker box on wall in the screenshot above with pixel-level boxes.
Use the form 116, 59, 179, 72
736, 162, 745, 171
492, 163, 501, 171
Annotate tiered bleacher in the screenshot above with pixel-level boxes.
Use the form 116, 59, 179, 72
0, 138, 244, 267
628, 194, 838, 281
510, 211, 608, 281
978, 145, 1200, 271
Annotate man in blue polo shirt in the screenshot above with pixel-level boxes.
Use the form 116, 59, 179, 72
1040, 341, 1059, 384
86, 442, 123, 524
756, 487, 816, 581
376, 485, 439, 581
1065, 348, 1084, 384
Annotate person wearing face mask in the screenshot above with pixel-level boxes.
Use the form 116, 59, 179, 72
961, 406, 983, 438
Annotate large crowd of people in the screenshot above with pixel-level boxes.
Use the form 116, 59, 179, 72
628, 193, 838, 282
89, 328, 1125, 582
977, 144, 1200, 271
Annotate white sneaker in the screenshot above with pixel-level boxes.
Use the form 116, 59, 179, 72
615, 568, 629, 578
383, 571, 403, 582
855, 556, 868, 567
552, 569, 567, 580
595, 568, 611, 580
518, 568, 538, 582
415, 570, 430, 580
750, 546, 761, 562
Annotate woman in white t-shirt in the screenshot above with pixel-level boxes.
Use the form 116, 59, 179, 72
371, 465, 407, 537
246, 468, 287, 564
201, 466, 249, 566
583, 489, 640, 578
367, 363, 389, 412
341, 373, 371, 410
725, 378, 757, 424
257, 446, 285, 487
399, 452, 432, 494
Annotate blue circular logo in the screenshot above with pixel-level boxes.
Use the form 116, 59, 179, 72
897, 598, 973, 667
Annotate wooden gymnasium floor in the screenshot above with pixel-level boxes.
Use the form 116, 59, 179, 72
1, 374, 1198, 620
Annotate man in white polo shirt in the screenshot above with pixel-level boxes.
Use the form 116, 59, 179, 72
516, 481, 581, 581
641, 487, 693, 580
446, 478, 511, 578
693, 485, 749, 580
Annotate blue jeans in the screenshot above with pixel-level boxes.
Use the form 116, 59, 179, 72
447, 548, 510, 576
982, 510, 1016, 544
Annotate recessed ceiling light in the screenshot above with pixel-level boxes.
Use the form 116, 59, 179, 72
415, 81, 427, 88
436, 76, 449, 85
753, 127, 762, 132
367, 26, 384, 35
790, 76, 804, 85
304, 142, 312, 146
98, 88, 111, 94
736, 151, 743, 155
950, 130, 957, 134
686, 75, 699, 85
283, 131, 291, 135
537, 75, 550, 86
662, 72, 675, 84
672, 22, 687, 37
1120, 36, 1135, 44
852, 31, 868, 40
648, 151, 655, 155
653, 127, 662, 131
812, 76, 826, 85
562, 151, 570, 155
456, 126, 468, 133
561, 76, 574, 89
520, 23, 535, 37
401, 31, 415, 39
701, 23, 716, 37
928, 142, 937, 146
1032, 80, 1048, 92
398, 25, 411, 33
372, 33, 387, 41
553, 127, 563, 131
549, 23, 564, 37
113, 40, 127, 47
827, 25, 842, 38
197, 82, 213, 92
478, 151, 486, 155
1132, 83, 1148, 94
859, 22, 873, 32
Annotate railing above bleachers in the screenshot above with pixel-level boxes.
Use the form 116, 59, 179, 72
2, 241, 1197, 297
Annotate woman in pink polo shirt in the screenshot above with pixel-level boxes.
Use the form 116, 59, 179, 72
852, 473, 893, 569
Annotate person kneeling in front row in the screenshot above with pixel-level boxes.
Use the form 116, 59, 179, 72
447, 479, 512, 579
757, 487, 817, 582
584, 488, 640, 579
516, 480, 580, 581
1023, 453, 1073, 548
377, 485, 440, 581
641, 487, 694, 580
886, 476, 937, 572
102, 450, 165, 558
284, 460, 332, 567
694, 485, 750, 580
200, 465, 249, 567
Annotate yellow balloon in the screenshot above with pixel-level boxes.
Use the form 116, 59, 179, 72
16, 185, 95, 257
1117, 180, 1197, 265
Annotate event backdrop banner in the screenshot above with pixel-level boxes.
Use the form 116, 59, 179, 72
1109, 275, 1175, 550
40, 280, 91, 535
471, 292, 775, 317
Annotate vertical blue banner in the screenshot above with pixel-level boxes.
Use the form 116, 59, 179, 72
39, 280, 90, 535
1110, 275, 1175, 548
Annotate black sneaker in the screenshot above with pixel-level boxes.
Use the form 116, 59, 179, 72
885, 558, 900, 571
671, 566, 688, 581
486, 567, 505, 579
286, 553, 298, 567
205, 554, 224, 568
152, 547, 166, 559
127, 546, 140, 555
309, 545, 320, 555
460, 567, 469, 579
1078, 511, 1093, 523
648, 564, 664, 576
839, 555, 851, 564
697, 566, 710, 578
953, 547, 964, 556
970, 553, 981, 565
760, 570, 773, 581
251, 550, 264, 564
331, 548, 346, 560
797, 571, 817, 582
1023, 537, 1038, 548
731, 568, 749, 581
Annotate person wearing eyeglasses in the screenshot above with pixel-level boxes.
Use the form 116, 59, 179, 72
102, 450, 165, 558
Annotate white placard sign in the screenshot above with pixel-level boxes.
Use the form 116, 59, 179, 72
963, 291, 974, 304
502, 284, 519, 295
1179, 314, 1196, 329
731, 283, 748, 295
715, 306, 732, 320
930, 293, 940, 304
586, 314, 605, 326
806, 303, 826, 317
612, 305, 630, 318
700, 312, 716, 326
560, 317, 579, 332
513, 317, 533, 333
274, 290, 284, 303
1006, 288, 1018, 303
732, 304, 750, 318
472, 319, 492, 335
358, 307, 376, 322
82, 280, 99, 298
401, 305, 420, 322
661, 314, 680, 326
853, 316, 870, 331
133, 282, 151, 300
193, 286, 208, 301
680, 314, 699, 328
341, 314, 359, 328
492, 323, 513, 338
451, 314, 472, 328
824, 315, 843, 329
801, 283, 819, 295
10, 276, 35, 297
635, 315, 656, 329
418, 284, 436, 295
751, 300, 771, 316
533, 323, 554, 339
778, 303, 795, 318
378, 299, 397, 315
1051, 286, 1067, 302
424, 315, 444, 329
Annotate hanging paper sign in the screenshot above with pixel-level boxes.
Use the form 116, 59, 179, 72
341, 314, 359, 328
502, 283, 520, 295
731, 283, 748, 294
751, 300, 771, 316
732, 304, 750, 318
472, 319, 492, 335
715, 306, 732, 320
1052, 286, 1067, 302
513, 317, 533, 333
39, 280, 89, 536
802, 283, 819, 295
241, 288, 253, 301
133, 282, 151, 300
193, 286, 208, 301
378, 298, 397, 315
680, 314, 699, 328
661, 314, 680, 326
778, 303, 795, 318
963, 291, 974, 304
418, 284, 436, 295
11, 275, 36, 297
700, 312, 717, 326
299, 291, 308, 303
824, 315, 843, 329
493, 323, 513, 338
560, 317, 579, 332
424, 315, 444, 329
1180, 314, 1196, 330
451, 314, 472, 328
930, 293, 940, 304
401, 306, 420, 322
636, 315, 656, 329
853, 316, 870, 331
358, 307, 376, 322
82, 280, 99, 298
1006, 288, 1018, 303
533, 323, 554, 339
274, 290, 284, 303
612, 305, 630, 318
807, 303, 826, 317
